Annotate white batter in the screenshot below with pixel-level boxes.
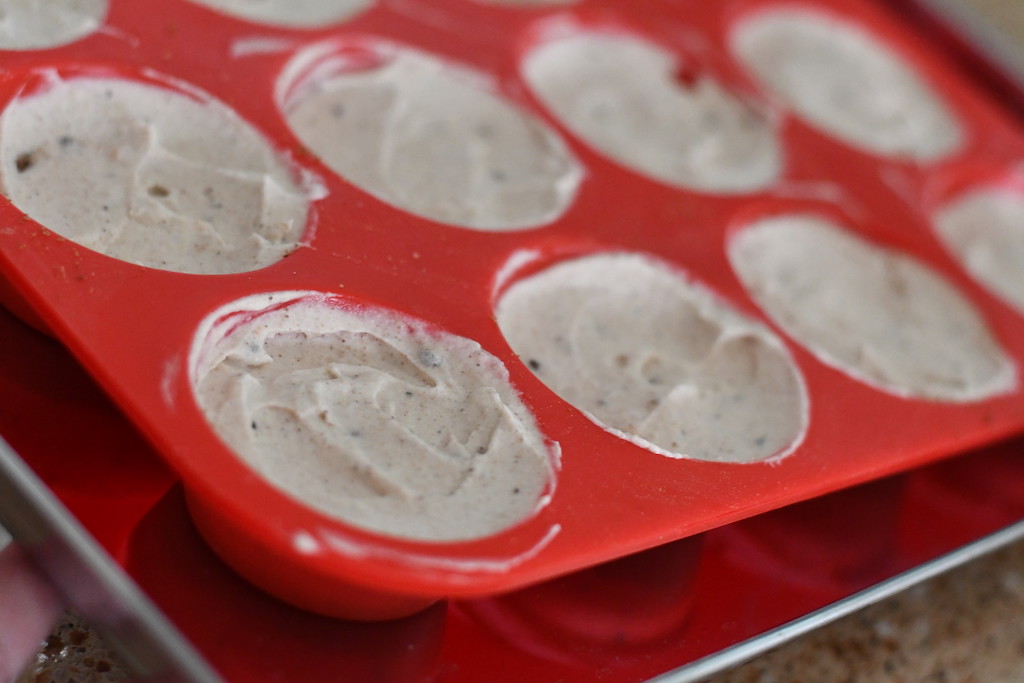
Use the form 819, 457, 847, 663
183, 0, 371, 28
934, 187, 1024, 315
731, 9, 963, 161
0, 0, 106, 49
191, 293, 555, 542
0, 76, 311, 274
729, 215, 1015, 401
495, 253, 807, 463
522, 32, 782, 194
281, 43, 581, 230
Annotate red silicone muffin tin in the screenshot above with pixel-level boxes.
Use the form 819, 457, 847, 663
2, 0, 1024, 619
7, 299, 1024, 681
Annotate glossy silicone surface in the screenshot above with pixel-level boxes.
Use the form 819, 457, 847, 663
0, 0, 1023, 617
4, 302, 1024, 680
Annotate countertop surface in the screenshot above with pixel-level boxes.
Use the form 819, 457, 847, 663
951, 0, 1024, 43
705, 537, 1024, 682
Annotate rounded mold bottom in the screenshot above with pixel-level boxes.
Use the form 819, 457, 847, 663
185, 490, 441, 621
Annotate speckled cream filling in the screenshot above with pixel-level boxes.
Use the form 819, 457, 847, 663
0, 76, 311, 274
281, 42, 581, 231
522, 32, 782, 194
496, 253, 808, 463
730, 215, 1015, 401
934, 187, 1024, 316
0, 0, 107, 49
191, 292, 555, 542
731, 8, 963, 160
182, 0, 372, 28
